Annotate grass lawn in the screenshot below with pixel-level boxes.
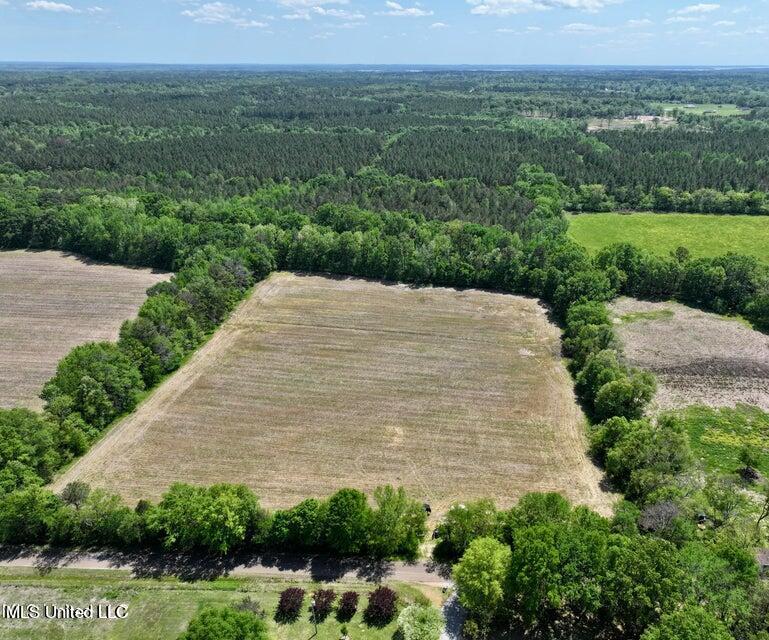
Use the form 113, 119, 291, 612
567, 212, 769, 263
0, 568, 438, 640
653, 102, 748, 116
670, 405, 769, 476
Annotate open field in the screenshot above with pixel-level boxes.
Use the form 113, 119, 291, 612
0, 250, 169, 411
610, 297, 769, 413
53, 272, 612, 516
0, 568, 435, 640
653, 102, 748, 116
567, 212, 769, 263
670, 405, 769, 477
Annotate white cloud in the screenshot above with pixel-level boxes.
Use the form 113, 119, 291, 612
626, 18, 652, 27
181, 2, 267, 28
497, 24, 542, 32
377, 1, 433, 17
281, 4, 364, 21
26, 1, 77, 12
713, 19, 735, 26
278, 0, 350, 6
665, 15, 704, 23
672, 3, 720, 15
313, 6, 364, 19
429, 21, 448, 28
467, 0, 623, 16
561, 21, 613, 33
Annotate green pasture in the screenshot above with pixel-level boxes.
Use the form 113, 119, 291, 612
654, 102, 748, 116
567, 212, 769, 263
671, 405, 769, 477
0, 568, 434, 640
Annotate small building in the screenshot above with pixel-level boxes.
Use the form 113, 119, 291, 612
757, 549, 769, 579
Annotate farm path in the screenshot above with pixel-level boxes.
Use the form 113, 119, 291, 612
0, 546, 452, 587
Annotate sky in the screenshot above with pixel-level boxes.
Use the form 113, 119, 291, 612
0, 0, 768, 65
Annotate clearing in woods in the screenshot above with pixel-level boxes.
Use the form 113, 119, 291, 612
610, 297, 769, 413
53, 272, 613, 516
567, 212, 769, 264
0, 250, 169, 411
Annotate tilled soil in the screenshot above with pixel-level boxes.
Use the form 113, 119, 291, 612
610, 297, 769, 412
53, 272, 614, 516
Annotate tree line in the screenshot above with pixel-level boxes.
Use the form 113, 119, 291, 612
0, 481, 426, 560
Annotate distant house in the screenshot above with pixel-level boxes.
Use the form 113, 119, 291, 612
758, 549, 769, 578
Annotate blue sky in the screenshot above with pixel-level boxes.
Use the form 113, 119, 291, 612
0, 0, 768, 65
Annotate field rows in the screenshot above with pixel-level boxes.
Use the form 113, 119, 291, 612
0, 250, 168, 411
54, 273, 613, 516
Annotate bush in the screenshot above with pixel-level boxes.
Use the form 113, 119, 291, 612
363, 586, 398, 626
178, 606, 269, 640
397, 604, 444, 640
276, 587, 305, 622
311, 589, 335, 621
337, 591, 359, 622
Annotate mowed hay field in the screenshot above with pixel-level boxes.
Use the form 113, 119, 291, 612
567, 212, 769, 263
54, 272, 612, 515
0, 250, 169, 411
610, 297, 769, 412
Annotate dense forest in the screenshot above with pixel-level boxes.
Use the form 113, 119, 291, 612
1, 66, 768, 210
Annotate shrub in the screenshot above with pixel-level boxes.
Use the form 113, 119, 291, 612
364, 586, 398, 626
397, 604, 444, 640
312, 589, 335, 621
234, 597, 265, 619
337, 591, 359, 622
276, 587, 305, 622
178, 606, 269, 640
462, 618, 482, 640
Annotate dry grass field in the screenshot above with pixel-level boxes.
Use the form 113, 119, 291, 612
610, 297, 769, 412
54, 272, 612, 516
0, 250, 169, 411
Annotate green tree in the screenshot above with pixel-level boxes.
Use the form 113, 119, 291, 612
0, 487, 61, 544
435, 499, 499, 559
41, 342, 144, 428
368, 485, 427, 559
453, 537, 511, 626
604, 536, 687, 636
640, 604, 734, 640
149, 484, 268, 555
322, 488, 371, 555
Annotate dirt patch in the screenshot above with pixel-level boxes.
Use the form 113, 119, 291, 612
0, 250, 169, 411
587, 115, 676, 132
53, 273, 614, 516
610, 297, 769, 412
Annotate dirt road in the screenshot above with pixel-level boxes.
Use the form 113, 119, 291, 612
0, 546, 452, 587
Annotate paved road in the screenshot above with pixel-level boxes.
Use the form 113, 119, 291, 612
0, 546, 452, 587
